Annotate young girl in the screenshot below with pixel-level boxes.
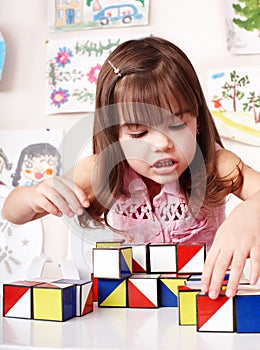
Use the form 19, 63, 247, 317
3, 37, 260, 300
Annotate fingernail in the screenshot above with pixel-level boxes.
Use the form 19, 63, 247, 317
77, 208, 83, 215
200, 284, 208, 293
83, 200, 90, 208
226, 288, 235, 298
209, 290, 218, 299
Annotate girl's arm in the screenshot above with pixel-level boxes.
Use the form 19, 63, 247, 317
201, 149, 260, 299
2, 155, 96, 224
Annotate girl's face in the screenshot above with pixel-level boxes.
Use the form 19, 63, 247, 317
119, 109, 197, 185
22, 154, 57, 182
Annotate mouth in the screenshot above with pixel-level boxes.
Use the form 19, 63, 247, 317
153, 159, 175, 168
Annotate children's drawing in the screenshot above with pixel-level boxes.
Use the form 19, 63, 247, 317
0, 129, 63, 187
46, 34, 146, 114
48, 0, 149, 31
0, 32, 6, 81
225, 0, 260, 54
208, 66, 260, 146
12, 143, 62, 187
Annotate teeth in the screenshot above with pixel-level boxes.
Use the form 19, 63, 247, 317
154, 160, 174, 168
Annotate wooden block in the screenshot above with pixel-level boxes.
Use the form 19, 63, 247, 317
130, 244, 148, 273
159, 274, 189, 307
3, 280, 41, 319
98, 278, 127, 307
148, 243, 177, 273
178, 285, 201, 325
96, 239, 124, 248
177, 243, 206, 274
55, 279, 93, 316
197, 292, 236, 332
91, 272, 98, 302
93, 246, 132, 279
236, 286, 260, 333
128, 274, 160, 308
33, 282, 76, 321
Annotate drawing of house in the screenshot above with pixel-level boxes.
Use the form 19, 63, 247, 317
55, 0, 83, 27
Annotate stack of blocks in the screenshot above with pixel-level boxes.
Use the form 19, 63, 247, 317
3, 278, 93, 322
92, 241, 260, 333
3, 241, 260, 332
92, 242, 205, 309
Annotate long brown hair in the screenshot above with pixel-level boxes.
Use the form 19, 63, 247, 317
79, 36, 241, 228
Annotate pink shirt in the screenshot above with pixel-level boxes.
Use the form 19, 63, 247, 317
108, 167, 226, 252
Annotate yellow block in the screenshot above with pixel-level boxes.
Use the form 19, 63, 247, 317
178, 291, 200, 325
33, 288, 62, 321
122, 248, 132, 273
100, 280, 127, 307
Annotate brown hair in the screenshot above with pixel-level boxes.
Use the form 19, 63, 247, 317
79, 36, 242, 228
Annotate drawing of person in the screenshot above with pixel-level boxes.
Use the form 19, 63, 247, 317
211, 95, 225, 112
11, 143, 62, 187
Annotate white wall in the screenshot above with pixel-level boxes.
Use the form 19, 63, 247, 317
0, 0, 259, 277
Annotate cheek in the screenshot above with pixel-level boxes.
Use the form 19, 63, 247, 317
172, 129, 197, 164
119, 139, 152, 162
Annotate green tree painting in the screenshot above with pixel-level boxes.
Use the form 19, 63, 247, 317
232, 0, 260, 36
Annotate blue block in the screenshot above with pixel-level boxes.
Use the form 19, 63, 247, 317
236, 294, 260, 333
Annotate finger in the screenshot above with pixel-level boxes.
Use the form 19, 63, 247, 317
200, 247, 220, 294
207, 251, 231, 299
249, 247, 260, 285
36, 184, 75, 217
58, 177, 90, 208
225, 252, 246, 298
52, 178, 85, 215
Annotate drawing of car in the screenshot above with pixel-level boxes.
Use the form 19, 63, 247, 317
93, 4, 143, 25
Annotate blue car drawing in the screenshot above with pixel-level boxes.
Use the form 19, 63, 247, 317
93, 4, 143, 25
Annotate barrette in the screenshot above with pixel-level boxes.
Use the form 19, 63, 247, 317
108, 60, 121, 77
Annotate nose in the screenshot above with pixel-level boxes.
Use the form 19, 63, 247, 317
151, 130, 173, 152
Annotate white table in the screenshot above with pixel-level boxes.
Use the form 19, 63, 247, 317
1, 299, 259, 350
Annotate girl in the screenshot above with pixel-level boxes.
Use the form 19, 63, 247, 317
3, 37, 260, 300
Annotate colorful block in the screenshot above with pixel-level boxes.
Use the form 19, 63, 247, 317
128, 274, 160, 308
197, 292, 235, 332
236, 288, 260, 333
91, 272, 98, 302
148, 243, 177, 273
177, 243, 205, 273
131, 244, 148, 273
98, 278, 127, 307
55, 279, 93, 316
159, 274, 189, 307
178, 285, 201, 325
96, 239, 124, 248
93, 246, 132, 279
3, 280, 41, 319
33, 282, 76, 321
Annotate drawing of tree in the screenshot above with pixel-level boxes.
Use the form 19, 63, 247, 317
232, 0, 260, 37
243, 91, 260, 123
221, 70, 250, 111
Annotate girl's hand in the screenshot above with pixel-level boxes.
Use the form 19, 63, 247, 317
201, 197, 260, 299
28, 175, 90, 218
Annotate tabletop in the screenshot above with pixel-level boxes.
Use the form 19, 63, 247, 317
1, 299, 259, 350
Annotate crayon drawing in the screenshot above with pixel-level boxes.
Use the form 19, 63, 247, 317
208, 66, 260, 146
48, 0, 150, 31
0, 129, 63, 187
225, 0, 260, 55
45, 34, 146, 114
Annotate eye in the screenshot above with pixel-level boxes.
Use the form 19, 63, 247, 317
129, 130, 148, 138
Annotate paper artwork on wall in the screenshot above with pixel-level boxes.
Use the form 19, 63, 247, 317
48, 0, 150, 32
0, 32, 6, 81
0, 129, 63, 187
208, 66, 260, 146
45, 34, 147, 114
224, 0, 260, 55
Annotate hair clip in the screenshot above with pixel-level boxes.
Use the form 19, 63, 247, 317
108, 60, 121, 77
